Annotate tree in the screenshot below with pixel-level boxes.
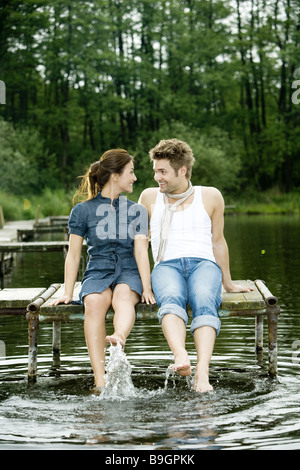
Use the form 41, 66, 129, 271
0, 0, 299, 194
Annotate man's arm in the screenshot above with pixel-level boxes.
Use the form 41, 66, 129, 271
210, 188, 253, 293
138, 187, 158, 221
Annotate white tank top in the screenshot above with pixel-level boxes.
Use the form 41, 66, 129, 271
150, 186, 216, 263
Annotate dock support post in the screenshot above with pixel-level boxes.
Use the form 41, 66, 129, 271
254, 280, 280, 376
26, 283, 61, 381
26, 312, 39, 382
268, 305, 280, 376
255, 315, 264, 351
52, 321, 61, 368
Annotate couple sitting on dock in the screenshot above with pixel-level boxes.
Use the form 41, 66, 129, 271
51, 140, 252, 393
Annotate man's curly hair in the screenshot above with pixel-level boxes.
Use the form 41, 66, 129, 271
149, 139, 195, 179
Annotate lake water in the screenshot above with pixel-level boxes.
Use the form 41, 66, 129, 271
0, 214, 300, 451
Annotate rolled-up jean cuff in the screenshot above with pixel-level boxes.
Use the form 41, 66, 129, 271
190, 315, 221, 336
157, 304, 189, 325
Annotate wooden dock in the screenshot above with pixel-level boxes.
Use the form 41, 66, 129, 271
0, 215, 68, 242
0, 241, 71, 289
0, 240, 88, 289
17, 216, 69, 241
0, 215, 70, 288
0, 279, 280, 381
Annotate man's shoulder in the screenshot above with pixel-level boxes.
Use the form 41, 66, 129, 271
140, 187, 159, 196
201, 186, 223, 200
200, 186, 224, 214
139, 187, 159, 203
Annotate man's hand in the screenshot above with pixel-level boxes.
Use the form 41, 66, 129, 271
224, 283, 254, 293
141, 289, 156, 305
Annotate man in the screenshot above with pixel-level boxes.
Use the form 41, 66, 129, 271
139, 138, 252, 393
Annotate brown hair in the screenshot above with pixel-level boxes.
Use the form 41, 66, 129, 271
73, 148, 133, 203
149, 139, 195, 179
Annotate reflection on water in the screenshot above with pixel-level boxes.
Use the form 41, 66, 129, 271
1, 316, 300, 450
0, 215, 300, 450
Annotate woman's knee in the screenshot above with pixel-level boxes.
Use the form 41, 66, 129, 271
112, 283, 139, 307
84, 290, 112, 315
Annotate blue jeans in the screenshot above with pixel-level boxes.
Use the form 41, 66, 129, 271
151, 258, 222, 336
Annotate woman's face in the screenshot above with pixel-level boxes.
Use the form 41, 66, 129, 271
116, 161, 137, 193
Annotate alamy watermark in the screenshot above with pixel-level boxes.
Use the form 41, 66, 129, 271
1, 75, 300, 105
91, 199, 148, 240
0, 80, 5, 104
292, 340, 300, 364
1, 74, 300, 105
292, 80, 300, 105
292, 69, 300, 105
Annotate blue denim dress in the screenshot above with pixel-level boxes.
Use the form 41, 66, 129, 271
68, 192, 148, 303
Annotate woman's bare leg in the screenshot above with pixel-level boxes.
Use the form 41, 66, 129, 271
106, 284, 139, 346
84, 289, 112, 388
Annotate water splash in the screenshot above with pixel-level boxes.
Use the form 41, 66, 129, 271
97, 345, 193, 401
164, 366, 176, 389
99, 343, 136, 401
164, 365, 194, 390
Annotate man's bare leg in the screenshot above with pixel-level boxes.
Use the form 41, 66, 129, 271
84, 289, 112, 388
161, 313, 191, 376
193, 325, 216, 392
105, 284, 139, 347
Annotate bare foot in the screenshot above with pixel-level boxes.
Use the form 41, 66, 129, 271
105, 333, 125, 347
171, 362, 191, 377
92, 385, 104, 395
193, 366, 213, 393
171, 350, 191, 376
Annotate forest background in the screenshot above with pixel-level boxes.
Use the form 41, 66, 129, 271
0, 0, 300, 220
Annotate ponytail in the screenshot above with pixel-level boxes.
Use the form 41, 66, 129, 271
73, 149, 133, 205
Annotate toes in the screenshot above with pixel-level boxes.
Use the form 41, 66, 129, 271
105, 335, 125, 347
171, 363, 191, 376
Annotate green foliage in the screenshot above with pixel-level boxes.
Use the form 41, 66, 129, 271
0, 188, 74, 221
235, 188, 300, 214
0, 118, 59, 194
133, 122, 242, 195
0, 0, 299, 202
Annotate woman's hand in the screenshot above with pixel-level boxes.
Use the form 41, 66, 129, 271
49, 295, 72, 306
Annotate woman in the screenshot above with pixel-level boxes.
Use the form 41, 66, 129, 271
51, 149, 155, 388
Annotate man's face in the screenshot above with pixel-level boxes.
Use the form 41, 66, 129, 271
153, 159, 185, 194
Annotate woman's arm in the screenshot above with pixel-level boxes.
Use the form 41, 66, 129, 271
50, 234, 84, 305
134, 234, 156, 304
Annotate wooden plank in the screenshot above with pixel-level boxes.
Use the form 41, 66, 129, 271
42, 282, 81, 304
221, 280, 265, 310
49, 215, 69, 225
27, 284, 61, 312
0, 288, 47, 308
0, 279, 268, 315
36, 216, 68, 227
254, 279, 278, 306
40, 283, 83, 319
219, 308, 267, 318
39, 279, 268, 321
0, 241, 69, 252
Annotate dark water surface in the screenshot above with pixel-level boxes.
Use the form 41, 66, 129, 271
0, 214, 300, 450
